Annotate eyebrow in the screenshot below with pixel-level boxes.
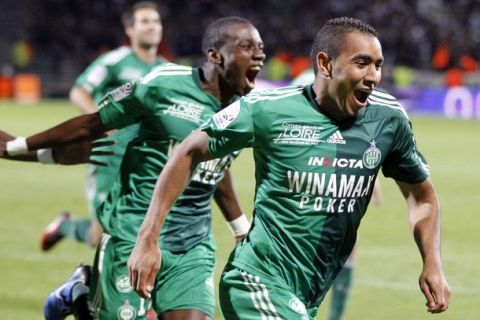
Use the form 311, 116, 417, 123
352, 54, 384, 65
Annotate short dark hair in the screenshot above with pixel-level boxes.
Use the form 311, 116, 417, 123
201, 16, 252, 54
311, 17, 379, 75
122, 1, 161, 28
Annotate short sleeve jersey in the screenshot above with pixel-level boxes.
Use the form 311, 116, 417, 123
75, 46, 167, 183
202, 85, 429, 309
97, 64, 238, 252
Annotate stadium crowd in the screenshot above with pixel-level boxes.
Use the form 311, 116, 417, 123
1, 0, 479, 85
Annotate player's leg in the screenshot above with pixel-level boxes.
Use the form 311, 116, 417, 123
152, 236, 216, 320
327, 250, 355, 320
219, 264, 312, 320
90, 234, 151, 319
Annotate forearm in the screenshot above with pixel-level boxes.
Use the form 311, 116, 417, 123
137, 130, 213, 242
400, 179, 442, 264
214, 170, 243, 221
26, 113, 106, 151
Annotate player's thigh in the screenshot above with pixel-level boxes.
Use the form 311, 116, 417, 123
153, 237, 215, 319
91, 234, 151, 320
219, 265, 312, 320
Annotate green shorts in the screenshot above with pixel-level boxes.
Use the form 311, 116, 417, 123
90, 234, 216, 320
219, 263, 315, 320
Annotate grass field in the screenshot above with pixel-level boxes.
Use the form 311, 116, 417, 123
0, 100, 479, 319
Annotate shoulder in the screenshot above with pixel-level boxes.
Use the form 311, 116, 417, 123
365, 88, 409, 120
96, 46, 133, 66
139, 63, 193, 85
243, 85, 304, 105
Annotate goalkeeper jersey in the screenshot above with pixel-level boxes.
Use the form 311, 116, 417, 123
97, 64, 237, 252
202, 84, 429, 309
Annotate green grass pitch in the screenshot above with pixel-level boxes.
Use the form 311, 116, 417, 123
0, 100, 479, 319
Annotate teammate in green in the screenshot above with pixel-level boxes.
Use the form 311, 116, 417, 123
127, 17, 451, 319
292, 67, 384, 320
40, 1, 167, 251
1, 16, 265, 320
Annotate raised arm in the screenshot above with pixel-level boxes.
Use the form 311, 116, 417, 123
127, 129, 214, 299
396, 178, 450, 314
214, 170, 250, 243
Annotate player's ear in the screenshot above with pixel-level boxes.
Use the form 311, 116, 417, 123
316, 52, 332, 79
125, 26, 133, 39
208, 48, 222, 65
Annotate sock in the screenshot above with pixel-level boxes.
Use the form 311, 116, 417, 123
59, 219, 92, 243
328, 265, 353, 320
71, 283, 93, 320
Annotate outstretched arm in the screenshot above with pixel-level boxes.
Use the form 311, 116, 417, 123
396, 178, 450, 313
128, 129, 213, 299
214, 170, 250, 243
0, 113, 108, 157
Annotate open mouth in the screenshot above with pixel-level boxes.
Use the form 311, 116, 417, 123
245, 66, 262, 88
353, 90, 370, 105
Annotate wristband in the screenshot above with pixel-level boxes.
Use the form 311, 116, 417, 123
227, 214, 250, 237
37, 148, 56, 164
6, 137, 28, 156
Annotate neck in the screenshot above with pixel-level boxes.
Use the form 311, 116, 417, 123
200, 63, 235, 102
312, 80, 348, 122
131, 42, 157, 64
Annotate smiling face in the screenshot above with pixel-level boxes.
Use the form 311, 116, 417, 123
127, 8, 163, 49
318, 31, 383, 119
216, 23, 266, 96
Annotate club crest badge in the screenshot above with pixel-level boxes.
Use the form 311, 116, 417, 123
363, 139, 381, 169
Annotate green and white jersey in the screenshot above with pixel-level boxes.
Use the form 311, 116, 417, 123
75, 46, 167, 103
202, 85, 429, 309
97, 64, 238, 252
76, 47, 167, 209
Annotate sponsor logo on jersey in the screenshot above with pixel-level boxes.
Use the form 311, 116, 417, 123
274, 122, 324, 145
164, 98, 204, 123
117, 300, 137, 320
308, 156, 364, 169
110, 81, 135, 102
116, 275, 133, 293
363, 140, 382, 169
326, 130, 346, 144
212, 100, 240, 129
191, 152, 237, 185
288, 297, 307, 315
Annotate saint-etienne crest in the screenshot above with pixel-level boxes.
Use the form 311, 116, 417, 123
362, 140, 382, 169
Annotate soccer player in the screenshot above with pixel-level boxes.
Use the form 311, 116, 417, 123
40, 1, 167, 251
127, 17, 450, 319
0, 16, 265, 320
292, 67, 384, 320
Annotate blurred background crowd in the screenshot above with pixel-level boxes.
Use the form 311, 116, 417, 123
1, 0, 480, 97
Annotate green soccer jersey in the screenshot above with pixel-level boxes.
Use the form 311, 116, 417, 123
75, 46, 167, 211
97, 64, 238, 252
203, 85, 429, 309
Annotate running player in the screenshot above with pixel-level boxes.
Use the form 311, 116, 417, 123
40, 1, 167, 251
128, 17, 450, 319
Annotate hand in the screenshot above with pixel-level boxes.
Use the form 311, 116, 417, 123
127, 238, 161, 299
52, 139, 114, 166
419, 263, 451, 313
0, 130, 15, 157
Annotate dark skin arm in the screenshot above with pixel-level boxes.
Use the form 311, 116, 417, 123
396, 178, 451, 313
214, 169, 248, 243
0, 127, 113, 166
0, 113, 107, 158
128, 130, 212, 299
